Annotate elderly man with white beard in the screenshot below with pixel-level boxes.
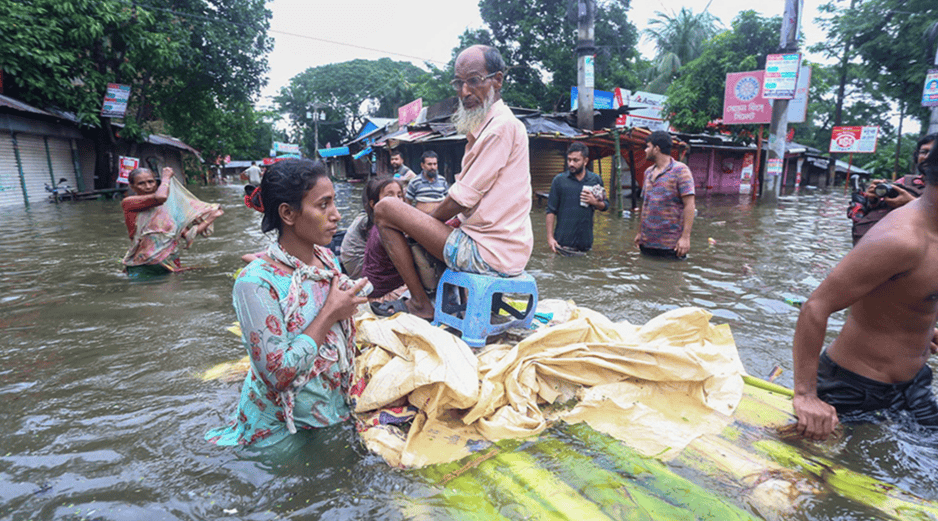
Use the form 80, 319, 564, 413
371, 44, 534, 320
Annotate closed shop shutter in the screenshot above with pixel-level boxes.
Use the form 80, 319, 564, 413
47, 137, 79, 189
687, 152, 711, 190
530, 143, 567, 197
595, 156, 613, 189
17, 134, 54, 205
0, 132, 25, 207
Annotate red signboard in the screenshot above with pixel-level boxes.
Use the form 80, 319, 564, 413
116, 156, 139, 184
723, 71, 772, 125
262, 157, 289, 166
829, 126, 879, 153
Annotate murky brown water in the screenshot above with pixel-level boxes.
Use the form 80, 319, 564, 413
1, 182, 936, 520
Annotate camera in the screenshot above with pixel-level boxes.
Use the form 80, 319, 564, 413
873, 182, 899, 199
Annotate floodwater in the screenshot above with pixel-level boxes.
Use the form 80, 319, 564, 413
1, 182, 937, 520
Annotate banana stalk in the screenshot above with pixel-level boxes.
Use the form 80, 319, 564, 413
752, 439, 938, 520
537, 430, 758, 521
733, 380, 938, 520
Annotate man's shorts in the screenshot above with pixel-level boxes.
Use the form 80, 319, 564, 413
443, 228, 508, 277
639, 245, 686, 260
817, 350, 938, 426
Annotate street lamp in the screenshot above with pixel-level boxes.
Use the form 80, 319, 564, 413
306, 106, 327, 159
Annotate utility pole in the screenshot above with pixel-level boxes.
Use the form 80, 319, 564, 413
576, 0, 595, 131
762, 0, 802, 201
307, 103, 326, 160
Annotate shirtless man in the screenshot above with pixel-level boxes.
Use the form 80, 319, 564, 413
792, 144, 938, 440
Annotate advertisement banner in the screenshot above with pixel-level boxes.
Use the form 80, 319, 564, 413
740, 153, 755, 194
273, 142, 300, 155
829, 126, 879, 153
570, 87, 616, 110
723, 71, 772, 124
767, 158, 783, 177
398, 98, 423, 126
763, 53, 801, 99
101, 83, 131, 118
116, 156, 139, 184
923, 69, 938, 107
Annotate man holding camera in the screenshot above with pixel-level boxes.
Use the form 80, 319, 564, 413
793, 143, 938, 440
850, 134, 935, 245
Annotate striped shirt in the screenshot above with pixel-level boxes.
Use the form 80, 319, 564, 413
405, 171, 449, 202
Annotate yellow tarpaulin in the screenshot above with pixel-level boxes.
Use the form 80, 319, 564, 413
352, 302, 745, 468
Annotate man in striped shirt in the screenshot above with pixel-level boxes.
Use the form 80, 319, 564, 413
406, 150, 450, 213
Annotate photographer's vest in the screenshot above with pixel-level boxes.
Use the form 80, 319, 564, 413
851, 175, 926, 246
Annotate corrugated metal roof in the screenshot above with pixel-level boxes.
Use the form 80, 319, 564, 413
0, 94, 56, 117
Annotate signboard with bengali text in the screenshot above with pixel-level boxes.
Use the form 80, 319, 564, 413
101, 83, 131, 118
273, 142, 300, 155
763, 53, 801, 99
723, 71, 772, 125
829, 126, 879, 153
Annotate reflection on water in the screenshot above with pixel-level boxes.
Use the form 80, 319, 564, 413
1, 183, 936, 520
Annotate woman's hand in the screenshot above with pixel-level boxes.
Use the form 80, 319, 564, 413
321, 277, 370, 323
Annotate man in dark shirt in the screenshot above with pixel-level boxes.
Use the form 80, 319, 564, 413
545, 142, 608, 254
850, 134, 935, 245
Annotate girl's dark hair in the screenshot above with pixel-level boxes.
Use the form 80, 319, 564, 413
919, 141, 938, 186
127, 167, 154, 185
256, 159, 329, 236
362, 176, 402, 230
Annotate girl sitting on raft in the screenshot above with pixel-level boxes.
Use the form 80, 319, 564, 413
206, 159, 370, 449
121, 166, 223, 275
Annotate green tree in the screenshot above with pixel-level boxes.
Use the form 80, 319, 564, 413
0, 0, 272, 185
276, 59, 430, 155
664, 11, 781, 138
471, 0, 641, 112
814, 0, 938, 132
642, 6, 722, 93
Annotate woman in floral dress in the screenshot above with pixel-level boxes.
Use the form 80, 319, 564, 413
206, 159, 370, 449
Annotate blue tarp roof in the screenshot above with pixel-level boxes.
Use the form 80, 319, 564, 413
319, 146, 349, 158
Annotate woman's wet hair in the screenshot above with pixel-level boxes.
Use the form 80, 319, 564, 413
255, 159, 329, 236
920, 141, 938, 186
362, 176, 402, 230
127, 168, 154, 185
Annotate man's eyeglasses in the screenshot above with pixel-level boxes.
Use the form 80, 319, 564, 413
450, 72, 497, 92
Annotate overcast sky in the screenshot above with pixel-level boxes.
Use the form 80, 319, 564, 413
258, 0, 824, 108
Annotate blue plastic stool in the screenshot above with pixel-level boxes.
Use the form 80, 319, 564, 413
432, 269, 538, 348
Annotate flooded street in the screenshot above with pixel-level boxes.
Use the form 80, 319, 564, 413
2, 182, 937, 520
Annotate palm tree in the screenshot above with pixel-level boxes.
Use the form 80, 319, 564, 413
642, 4, 722, 93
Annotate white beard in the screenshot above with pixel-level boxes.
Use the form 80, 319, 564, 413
453, 89, 495, 135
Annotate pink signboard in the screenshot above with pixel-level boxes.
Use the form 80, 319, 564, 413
723, 71, 772, 125
398, 98, 423, 126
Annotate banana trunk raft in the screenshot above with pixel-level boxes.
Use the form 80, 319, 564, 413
203, 301, 938, 521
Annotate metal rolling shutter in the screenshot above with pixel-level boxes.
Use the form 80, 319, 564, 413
0, 132, 25, 207
47, 137, 79, 189
16, 134, 54, 205
530, 144, 567, 197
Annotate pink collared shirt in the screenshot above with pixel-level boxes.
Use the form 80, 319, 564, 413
447, 99, 533, 275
